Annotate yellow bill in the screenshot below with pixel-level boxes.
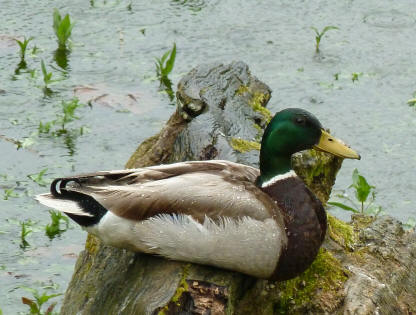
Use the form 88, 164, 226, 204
314, 130, 360, 160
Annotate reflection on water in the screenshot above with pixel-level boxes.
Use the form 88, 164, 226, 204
54, 48, 71, 71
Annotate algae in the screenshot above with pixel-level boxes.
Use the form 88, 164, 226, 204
327, 214, 358, 251
275, 248, 348, 313
302, 150, 332, 187
235, 85, 249, 95
249, 91, 272, 123
230, 137, 261, 153
158, 264, 190, 314
85, 234, 100, 255
236, 84, 272, 124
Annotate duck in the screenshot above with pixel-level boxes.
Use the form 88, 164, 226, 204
36, 108, 360, 281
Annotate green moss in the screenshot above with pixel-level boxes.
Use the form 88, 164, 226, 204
236, 85, 249, 95
85, 233, 100, 255
249, 92, 272, 123
158, 264, 190, 314
327, 214, 358, 250
236, 84, 272, 124
302, 150, 331, 187
230, 137, 261, 153
351, 214, 376, 230
275, 248, 348, 313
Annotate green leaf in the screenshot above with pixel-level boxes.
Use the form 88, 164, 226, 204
34, 292, 62, 308
21, 297, 39, 314
321, 25, 339, 35
356, 178, 372, 202
310, 26, 319, 36
41, 60, 47, 78
327, 201, 359, 213
165, 42, 176, 75
160, 50, 171, 65
350, 169, 374, 203
53, 9, 62, 34
28, 168, 49, 186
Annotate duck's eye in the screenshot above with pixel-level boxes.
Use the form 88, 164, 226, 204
295, 117, 306, 125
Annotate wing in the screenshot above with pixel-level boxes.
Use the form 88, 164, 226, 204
39, 160, 280, 223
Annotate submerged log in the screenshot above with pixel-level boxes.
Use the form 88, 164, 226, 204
61, 62, 416, 315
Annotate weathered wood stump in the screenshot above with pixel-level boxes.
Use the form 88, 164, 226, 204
61, 62, 416, 315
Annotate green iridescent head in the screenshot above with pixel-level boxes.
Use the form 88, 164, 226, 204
257, 108, 360, 185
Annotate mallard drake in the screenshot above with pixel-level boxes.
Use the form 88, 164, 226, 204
36, 108, 359, 281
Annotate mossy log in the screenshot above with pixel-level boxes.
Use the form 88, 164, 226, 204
61, 62, 416, 315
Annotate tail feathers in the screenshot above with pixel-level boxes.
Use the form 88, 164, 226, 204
35, 193, 93, 217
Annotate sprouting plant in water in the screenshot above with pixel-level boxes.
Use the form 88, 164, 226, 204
53, 8, 74, 50
38, 121, 54, 134
351, 72, 363, 83
407, 91, 416, 107
155, 42, 176, 100
3, 188, 19, 200
311, 26, 339, 53
15, 36, 33, 63
28, 168, 49, 187
20, 220, 35, 249
45, 210, 69, 239
155, 42, 176, 80
328, 169, 383, 216
38, 98, 86, 136
21, 286, 62, 315
58, 98, 83, 132
41, 60, 55, 92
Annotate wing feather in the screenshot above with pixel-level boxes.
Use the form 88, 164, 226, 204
44, 160, 281, 223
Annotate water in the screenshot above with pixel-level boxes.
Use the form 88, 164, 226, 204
1, 0, 415, 313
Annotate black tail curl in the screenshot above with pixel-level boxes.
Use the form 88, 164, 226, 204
51, 178, 81, 197
49, 177, 107, 227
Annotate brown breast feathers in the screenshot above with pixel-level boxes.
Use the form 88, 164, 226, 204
261, 176, 327, 281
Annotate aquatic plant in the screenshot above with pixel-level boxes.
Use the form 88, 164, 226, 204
351, 72, 363, 83
155, 43, 176, 80
15, 36, 33, 63
41, 60, 54, 91
310, 26, 338, 53
21, 286, 62, 315
407, 91, 416, 107
328, 169, 383, 216
155, 43, 176, 100
58, 98, 82, 132
28, 168, 49, 187
20, 220, 34, 249
38, 98, 85, 135
3, 188, 19, 200
45, 210, 69, 239
53, 8, 73, 50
